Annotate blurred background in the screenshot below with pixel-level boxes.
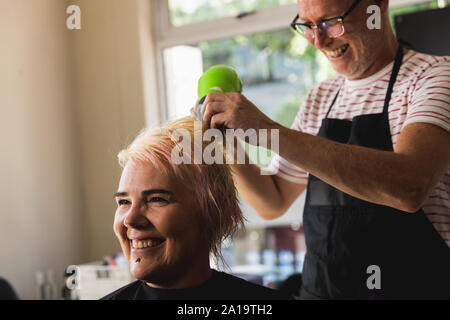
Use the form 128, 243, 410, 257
0, 0, 448, 299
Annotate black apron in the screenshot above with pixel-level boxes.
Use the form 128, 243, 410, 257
300, 46, 450, 299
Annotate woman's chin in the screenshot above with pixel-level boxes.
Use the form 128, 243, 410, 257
130, 268, 152, 282
127, 257, 143, 277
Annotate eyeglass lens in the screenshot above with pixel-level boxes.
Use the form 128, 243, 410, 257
298, 20, 344, 39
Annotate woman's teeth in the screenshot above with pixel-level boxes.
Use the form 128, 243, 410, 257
131, 239, 164, 249
326, 44, 349, 58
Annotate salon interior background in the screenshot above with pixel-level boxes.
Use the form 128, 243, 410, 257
1, 0, 448, 299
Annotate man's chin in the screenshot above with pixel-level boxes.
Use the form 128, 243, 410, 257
330, 64, 347, 77
324, 48, 356, 77
330, 61, 359, 79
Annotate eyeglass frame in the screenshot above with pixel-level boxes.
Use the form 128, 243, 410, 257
290, 0, 364, 39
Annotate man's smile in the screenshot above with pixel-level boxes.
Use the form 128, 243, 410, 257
324, 43, 350, 58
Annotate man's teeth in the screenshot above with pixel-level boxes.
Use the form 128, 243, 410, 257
131, 239, 164, 249
326, 44, 349, 58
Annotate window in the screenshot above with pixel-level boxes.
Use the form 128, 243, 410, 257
155, 1, 310, 280
168, 0, 297, 27
158, 1, 334, 168
163, 30, 334, 170
156, 0, 449, 126
153, 0, 449, 283
390, 0, 449, 23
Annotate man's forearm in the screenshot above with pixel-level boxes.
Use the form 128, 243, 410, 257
227, 139, 285, 218
275, 126, 427, 212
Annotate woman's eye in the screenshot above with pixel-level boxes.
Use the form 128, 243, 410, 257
118, 199, 130, 206
148, 197, 168, 203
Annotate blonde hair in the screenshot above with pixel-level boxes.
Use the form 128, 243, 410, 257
118, 116, 244, 264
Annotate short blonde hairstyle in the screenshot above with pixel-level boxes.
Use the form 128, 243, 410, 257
118, 116, 244, 263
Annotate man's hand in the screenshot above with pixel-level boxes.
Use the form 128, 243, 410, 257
199, 92, 280, 135
190, 94, 306, 220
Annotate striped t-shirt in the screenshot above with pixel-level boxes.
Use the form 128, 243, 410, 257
270, 50, 450, 246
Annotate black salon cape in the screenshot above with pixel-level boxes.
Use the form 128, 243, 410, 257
101, 270, 289, 300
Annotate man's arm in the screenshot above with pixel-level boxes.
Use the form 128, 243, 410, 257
275, 122, 450, 212
191, 105, 306, 220
229, 142, 306, 220
201, 92, 450, 214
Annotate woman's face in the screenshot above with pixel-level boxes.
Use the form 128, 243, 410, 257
113, 160, 210, 288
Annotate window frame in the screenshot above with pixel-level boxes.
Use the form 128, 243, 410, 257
153, 1, 298, 121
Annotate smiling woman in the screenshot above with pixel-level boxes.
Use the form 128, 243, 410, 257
101, 116, 289, 300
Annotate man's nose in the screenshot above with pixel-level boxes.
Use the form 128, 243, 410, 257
312, 28, 331, 50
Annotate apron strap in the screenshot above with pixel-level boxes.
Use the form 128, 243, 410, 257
383, 45, 404, 114
325, 89, 340, 119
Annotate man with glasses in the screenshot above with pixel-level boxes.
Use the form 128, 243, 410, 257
198, 0, 450, 299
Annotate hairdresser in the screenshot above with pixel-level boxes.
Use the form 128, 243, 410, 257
198, 0, 450, 299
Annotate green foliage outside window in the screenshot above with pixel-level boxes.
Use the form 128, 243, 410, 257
169, 0, 297, 27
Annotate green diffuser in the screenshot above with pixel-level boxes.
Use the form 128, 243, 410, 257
196, 65, 243, 119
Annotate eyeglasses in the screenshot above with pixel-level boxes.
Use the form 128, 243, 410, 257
290, 0, 363, 40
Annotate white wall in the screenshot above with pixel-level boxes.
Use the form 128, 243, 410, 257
0, 0, 160, 299
70, 0, 160, 262
0, 0, 84, 299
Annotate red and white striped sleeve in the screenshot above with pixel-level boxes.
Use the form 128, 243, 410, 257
265, 92, 313, 185
403, 56, 450, 132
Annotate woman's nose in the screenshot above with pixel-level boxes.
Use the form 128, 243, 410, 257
124, 204, 149, 228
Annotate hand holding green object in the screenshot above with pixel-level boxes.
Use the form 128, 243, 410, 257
196, 65, 243, 119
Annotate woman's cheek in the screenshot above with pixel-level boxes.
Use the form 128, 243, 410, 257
113, 214, 130, 260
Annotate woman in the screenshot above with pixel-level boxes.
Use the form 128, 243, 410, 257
102, 117, 287, 300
